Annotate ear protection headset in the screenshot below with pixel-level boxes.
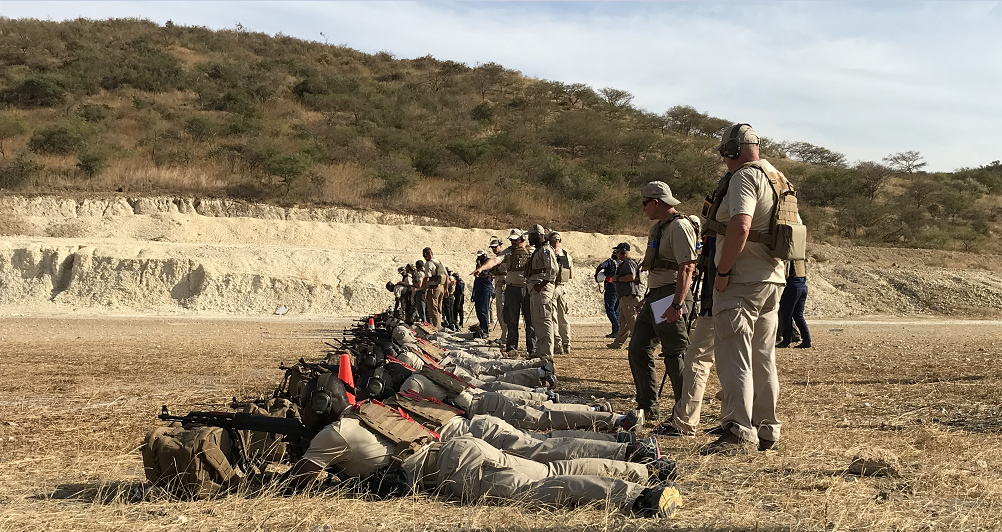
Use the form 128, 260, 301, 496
719, 123, 753, 160
308, 372, 338, 416
366, 366, 386, 398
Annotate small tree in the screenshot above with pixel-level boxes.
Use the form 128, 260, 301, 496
0, 114, 27, 158
599, 87, 634, 109
883, 150, 927, 174
784, 141, 847, 168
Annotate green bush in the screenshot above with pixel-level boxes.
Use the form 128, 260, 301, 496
77, 103, 114, 123
447, 140, 487, 165
28, 119, 95, 155
3, 76, 68, 108
185, 116, 217, 142
0, 153, 44, 189
412, 145, 442, 176
265, 152, 312, 189
76, 147, 110, 178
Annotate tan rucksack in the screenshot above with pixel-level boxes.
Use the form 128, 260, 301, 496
238, 398, 300, 464
141, 425, 239, 499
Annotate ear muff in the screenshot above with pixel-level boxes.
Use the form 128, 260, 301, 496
366, 366, 386, 398
309, 372, 336, 416
720, 123, 752, 159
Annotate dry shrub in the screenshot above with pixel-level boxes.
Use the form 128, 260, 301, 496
0, 213, 36, 236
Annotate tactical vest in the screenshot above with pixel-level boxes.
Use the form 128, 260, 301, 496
503, 246, 532, 286
419, 363, 475, 396
426, 259, 446, 285
639, 214, 696, 272
703, 160, 807, 261
351, 401, 439, 461
395, 391, 463, 429
555, 250, 571, 285
789, 259, 807, 278
523, 245, 551, 278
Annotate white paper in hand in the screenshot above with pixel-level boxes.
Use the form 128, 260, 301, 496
651, 296, 685, 324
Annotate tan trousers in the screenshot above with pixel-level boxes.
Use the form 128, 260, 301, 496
529, 284, 556, 358
552, 285, 570, 351
494, 279, 507, 344
456, 390, 618, 432
425, 285, 445, 328
610, 294, 640, 347
712, 282, 783, 444
439, 415, 629, 463
432, 436, 647, 508
671, 317, 719, 435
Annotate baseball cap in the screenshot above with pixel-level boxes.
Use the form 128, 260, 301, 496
527, 224, 546, 235
640, 181, 681, 206
615, 242, 631, 252
488, 237, 502, 248
547, 231, 561, 242
715, 123, 759, 150
508, 228, 524, 240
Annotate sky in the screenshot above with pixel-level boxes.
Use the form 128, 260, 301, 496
3, 1, 1000, 172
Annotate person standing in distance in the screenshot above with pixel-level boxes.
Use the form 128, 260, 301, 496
548, 231, 573, 354
489, 237, 509, 345
627, 182, 698, 424
701, 123, 786, 455
607, 243, 640, 350
524, 225, 559, 360
473, 229, 535, 355
420, 248, 449, 328
595, 250, 621, 338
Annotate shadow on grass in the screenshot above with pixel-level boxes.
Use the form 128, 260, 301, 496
32, 480, 147, 504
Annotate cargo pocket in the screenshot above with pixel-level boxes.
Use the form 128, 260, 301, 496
714, 302, 751, 340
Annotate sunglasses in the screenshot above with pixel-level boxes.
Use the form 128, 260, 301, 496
642, 198, 657, 207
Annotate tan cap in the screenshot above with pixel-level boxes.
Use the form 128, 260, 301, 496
508, 228, 524, 240
715, 123, 759, 150
640, 181, 681, 206
527, 224, 546, 235
547, 231, 561, 242
488, 237, 502, 248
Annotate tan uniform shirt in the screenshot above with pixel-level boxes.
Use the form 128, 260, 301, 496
714, 159, 785, 284
526, 244, 559, 284
646, 218, 698, 288
424, 259, 446, 287
301, 410, 396, 477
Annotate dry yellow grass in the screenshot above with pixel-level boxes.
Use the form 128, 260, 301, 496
1, 317, 1000, 531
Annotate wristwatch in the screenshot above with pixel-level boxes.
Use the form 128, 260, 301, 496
671, 302, 683, 310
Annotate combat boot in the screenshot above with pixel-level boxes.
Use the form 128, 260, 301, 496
631, 483, 683, 518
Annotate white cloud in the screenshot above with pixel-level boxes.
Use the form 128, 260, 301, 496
2, 1, 999, 170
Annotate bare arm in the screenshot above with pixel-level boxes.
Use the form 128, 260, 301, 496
472, 257, 500, 276
662, 261, 696, 322
288, 458, 324, 491
714, 213, 751, 292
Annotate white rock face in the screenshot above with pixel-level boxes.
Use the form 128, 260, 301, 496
1, 194, 1000, 318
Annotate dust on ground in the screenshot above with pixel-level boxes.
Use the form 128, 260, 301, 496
1, 316, 1000, 531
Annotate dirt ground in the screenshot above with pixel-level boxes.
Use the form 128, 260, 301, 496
1, 316, 1001, 531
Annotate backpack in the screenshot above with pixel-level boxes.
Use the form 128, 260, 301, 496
141, 425, 239, 499
238, 398, 300, 464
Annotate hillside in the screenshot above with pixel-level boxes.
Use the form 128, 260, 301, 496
2, 18, 1002, 251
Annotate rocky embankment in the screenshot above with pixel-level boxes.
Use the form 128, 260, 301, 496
2, 195, 1001, 319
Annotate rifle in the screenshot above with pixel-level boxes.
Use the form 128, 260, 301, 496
658, 238, 710, 400
159, 405, 307, 441
159, 405, 309, 472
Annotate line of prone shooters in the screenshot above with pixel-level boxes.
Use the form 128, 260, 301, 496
143, 311, 684, 519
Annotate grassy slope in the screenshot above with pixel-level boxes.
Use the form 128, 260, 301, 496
1, 17, 1001, 249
